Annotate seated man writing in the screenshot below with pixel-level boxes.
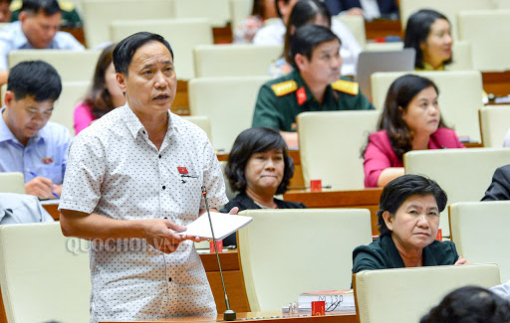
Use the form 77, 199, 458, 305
0, 60, 70, 199
252, 24, 374, 148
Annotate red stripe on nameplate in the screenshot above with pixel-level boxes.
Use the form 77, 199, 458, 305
177, 167, 188, 174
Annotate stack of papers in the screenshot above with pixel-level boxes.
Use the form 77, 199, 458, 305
178, 212, 253, 240
282, 289, 355, 313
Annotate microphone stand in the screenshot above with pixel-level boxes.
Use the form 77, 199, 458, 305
201, 186, 237, 321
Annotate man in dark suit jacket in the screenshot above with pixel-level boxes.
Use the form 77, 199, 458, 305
482, 165, 510, 201
324, 0, 398, 20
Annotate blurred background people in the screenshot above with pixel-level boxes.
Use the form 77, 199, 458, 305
221, 127, 306, 246
352, 174, 468, 274
404, 9, 453, 71
0, 0, 12, 22
0, 0, 84, 84
482, 165, 510, 201
269, 0, 331, 78
421, 286, 510, 323
10, 0, 83, 28
324, 0, 399, 21
254, 0, 361, 76
73, 43, 125, 134
363, 74, 464, 188
233, 0, 277, 43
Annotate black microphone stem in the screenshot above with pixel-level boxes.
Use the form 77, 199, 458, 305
201, 186, 237, 321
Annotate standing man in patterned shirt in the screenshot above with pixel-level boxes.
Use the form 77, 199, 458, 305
59, 32, 235, 322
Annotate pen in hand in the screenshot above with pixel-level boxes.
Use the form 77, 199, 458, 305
27, 169, 60, 199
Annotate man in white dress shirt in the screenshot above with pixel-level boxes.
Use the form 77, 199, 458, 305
253, 0, 362, 76
59, 32, 234, 322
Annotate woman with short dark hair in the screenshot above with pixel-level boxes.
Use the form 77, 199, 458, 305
221, 127, 306, 246
404, 9, 453, 71
352, 174, 467, 274
363, 74, 464, 188
421, 286, 510, 323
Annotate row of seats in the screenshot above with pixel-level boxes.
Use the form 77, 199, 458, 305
2, 54, 505, 161
2, 140, 509, 237
1, 202, 509, 322
71, 0, 510, 72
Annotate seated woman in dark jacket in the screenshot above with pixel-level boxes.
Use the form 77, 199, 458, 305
220, 127, 306, 246
352, 174, 467, 273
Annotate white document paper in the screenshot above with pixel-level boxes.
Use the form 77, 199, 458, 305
178, 212, 253, 240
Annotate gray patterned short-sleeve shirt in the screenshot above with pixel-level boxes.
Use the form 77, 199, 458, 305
60, 104, 228, 322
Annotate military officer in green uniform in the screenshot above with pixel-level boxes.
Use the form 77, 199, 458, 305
252, 24, 374, 147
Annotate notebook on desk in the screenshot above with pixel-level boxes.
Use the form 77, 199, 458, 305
356, 48, 416, 99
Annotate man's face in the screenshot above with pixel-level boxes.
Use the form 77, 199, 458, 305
0, 1, 11, 23
297, 39, 342, 87
117, 41, 177, 117
20, 11, 61, 48
3, 92, 54, 145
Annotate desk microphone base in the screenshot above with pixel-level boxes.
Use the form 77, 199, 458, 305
224, 309, 237, 321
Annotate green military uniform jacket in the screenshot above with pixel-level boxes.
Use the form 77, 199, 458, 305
10, 0, 83, 28
352, 234, 460, 274
252, 69, 374, 132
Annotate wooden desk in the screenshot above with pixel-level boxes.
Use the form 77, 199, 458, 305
100, 310, 357, 323
365, 20, 402, 40
173, 80, 190, 116
283, 189, 383, 235
43, 203, 60, 220
482, 71, 510, 97
213, 24, 233, 44
201, 251, 250, 313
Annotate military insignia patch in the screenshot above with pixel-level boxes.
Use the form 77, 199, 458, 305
331, 79, 359, 96
271, 80, 298, 97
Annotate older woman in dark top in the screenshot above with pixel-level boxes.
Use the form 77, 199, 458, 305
352, 174, 467, 273
220, 127, 306, 246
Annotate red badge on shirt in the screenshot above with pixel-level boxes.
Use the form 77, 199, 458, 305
42, 158, 53, 164
296, 87, 307, 105
177, 167, 188, 174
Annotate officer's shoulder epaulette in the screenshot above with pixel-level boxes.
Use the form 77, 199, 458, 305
58, 0, 76, 12
331, 79, 359, 96
270, 80, 298, 97
10, 0, 22, 11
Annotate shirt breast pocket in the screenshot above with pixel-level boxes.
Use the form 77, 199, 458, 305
172, 172, 203, 218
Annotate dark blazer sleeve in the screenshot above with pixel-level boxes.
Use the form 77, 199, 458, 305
352, 245, 388, 273
482, 165, 510, 201
426, 240, 459, 265
324, 0, 345, 15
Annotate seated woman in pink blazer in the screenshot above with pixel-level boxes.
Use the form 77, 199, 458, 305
73, 44, 126, 134
363, 74, 465, 188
